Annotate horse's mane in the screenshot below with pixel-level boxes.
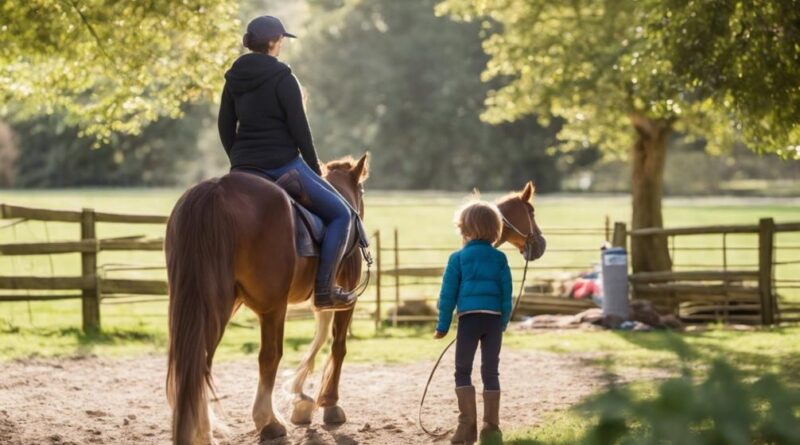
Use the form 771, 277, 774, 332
496, 191, 519, 204
324, 156, 369, 179
324, 157, 356, 172
497, 190, 534, 211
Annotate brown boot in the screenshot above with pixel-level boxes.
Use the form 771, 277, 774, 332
451, 386, 477, 444
480, 390, 502, 444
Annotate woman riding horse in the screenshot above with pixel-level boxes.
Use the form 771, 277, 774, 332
217, 15, 355, 311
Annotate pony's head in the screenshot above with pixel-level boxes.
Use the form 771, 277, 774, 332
323, 153, 369, 217
496, 181, 546, 261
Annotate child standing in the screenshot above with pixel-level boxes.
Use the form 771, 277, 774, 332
435, 201, 512, 445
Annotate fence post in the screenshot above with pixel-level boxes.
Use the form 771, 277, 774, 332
611, 222, 631, 299
612, 222, 627, 249
758, 218, 776, 325
81, 208, 100, 332
374, 229, 382, 332
393, 228, 400, 327
605, 215, 611, 242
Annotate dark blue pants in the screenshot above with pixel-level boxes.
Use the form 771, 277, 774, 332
251, 156, 353, 294
455, 313, 503, 390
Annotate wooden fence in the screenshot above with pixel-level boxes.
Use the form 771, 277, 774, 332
0, 204, 612, 331
2, 202, 799, 331
622, 218, 800, 325
372, 218, 800, 326
0, 204, 167, 331
0, 203, 387, 332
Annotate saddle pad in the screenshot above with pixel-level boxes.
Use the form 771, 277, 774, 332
292, 202, 368, 258
293, 202, 325, 257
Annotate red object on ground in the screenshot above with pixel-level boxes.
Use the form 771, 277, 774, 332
571, 279, 600, 300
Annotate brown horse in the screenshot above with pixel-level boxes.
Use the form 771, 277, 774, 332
165, 154, 369, 445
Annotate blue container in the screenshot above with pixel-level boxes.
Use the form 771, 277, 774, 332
601, 247, 629, 319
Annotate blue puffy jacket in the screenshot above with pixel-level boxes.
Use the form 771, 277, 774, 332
436, 240, 513, 333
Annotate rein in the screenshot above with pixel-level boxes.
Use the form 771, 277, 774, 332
352, 246, 373, 297
418, 216, 535, 437
343, 192, 372, 298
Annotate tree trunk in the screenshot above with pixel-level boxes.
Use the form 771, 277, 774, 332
629, 114, 673, 275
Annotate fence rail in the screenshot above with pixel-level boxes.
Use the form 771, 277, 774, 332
2, 202, 799, 331
373, 221, 613, 326
624, 217, 800, 325
0, 203, 167, 331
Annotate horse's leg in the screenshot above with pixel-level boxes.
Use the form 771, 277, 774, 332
252, 307, 288, 440
316, 308, 355, 424
290, 310, 334, 425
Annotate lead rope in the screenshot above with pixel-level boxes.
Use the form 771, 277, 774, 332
418, 256, 531, 437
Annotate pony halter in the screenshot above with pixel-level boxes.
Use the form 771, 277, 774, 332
501, 214, 532, 240
500, 213, 540, 262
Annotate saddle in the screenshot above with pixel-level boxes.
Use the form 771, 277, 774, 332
275, 169, 369, 258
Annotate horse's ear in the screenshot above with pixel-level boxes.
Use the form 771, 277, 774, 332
352, 153, 369, 183
520, 181, 535, 202
471, 187, 481, 199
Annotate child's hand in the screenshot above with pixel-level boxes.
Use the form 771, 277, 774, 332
433, 331, 446, 339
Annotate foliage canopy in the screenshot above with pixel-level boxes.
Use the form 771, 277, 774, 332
295, 0, 563, 190
436, 0, 800, 159
0, 0, 239, 140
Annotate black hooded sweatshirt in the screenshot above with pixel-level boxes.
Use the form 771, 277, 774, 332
218, 53, 322, 175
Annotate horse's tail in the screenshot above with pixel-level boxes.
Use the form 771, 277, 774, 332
165, 179, 236, 445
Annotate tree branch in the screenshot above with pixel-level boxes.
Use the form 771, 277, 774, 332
62, 0, 116, 66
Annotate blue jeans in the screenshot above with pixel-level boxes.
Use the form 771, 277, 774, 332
455, 313, 503, 390
238, 156, 353, 295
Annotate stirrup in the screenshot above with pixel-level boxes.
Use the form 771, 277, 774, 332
314, 287, 357, 312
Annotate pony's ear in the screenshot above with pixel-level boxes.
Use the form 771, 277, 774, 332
520, 181, 535, 202
471, 187, 481, 199
352, 153, 369, 183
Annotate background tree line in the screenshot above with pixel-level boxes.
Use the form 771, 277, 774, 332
0, 0, 797, 195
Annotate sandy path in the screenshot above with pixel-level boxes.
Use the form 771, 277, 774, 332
0, 348, 658, 445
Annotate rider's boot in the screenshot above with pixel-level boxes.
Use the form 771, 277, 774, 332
314, 213, 358, 311
314, 286, 356, 312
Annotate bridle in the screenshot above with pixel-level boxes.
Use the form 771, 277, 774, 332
419, 205, 539, 437
500, 213, 533, 242
499, 207, 540, 263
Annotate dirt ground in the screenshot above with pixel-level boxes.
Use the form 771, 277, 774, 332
0, 349, 661, 445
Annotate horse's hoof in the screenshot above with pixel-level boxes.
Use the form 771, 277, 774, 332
323, 405, 347, 425
290, 393, 315, 425
259, 420, 287, 441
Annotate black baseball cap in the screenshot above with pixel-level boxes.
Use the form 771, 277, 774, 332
246, 16, 297, 44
